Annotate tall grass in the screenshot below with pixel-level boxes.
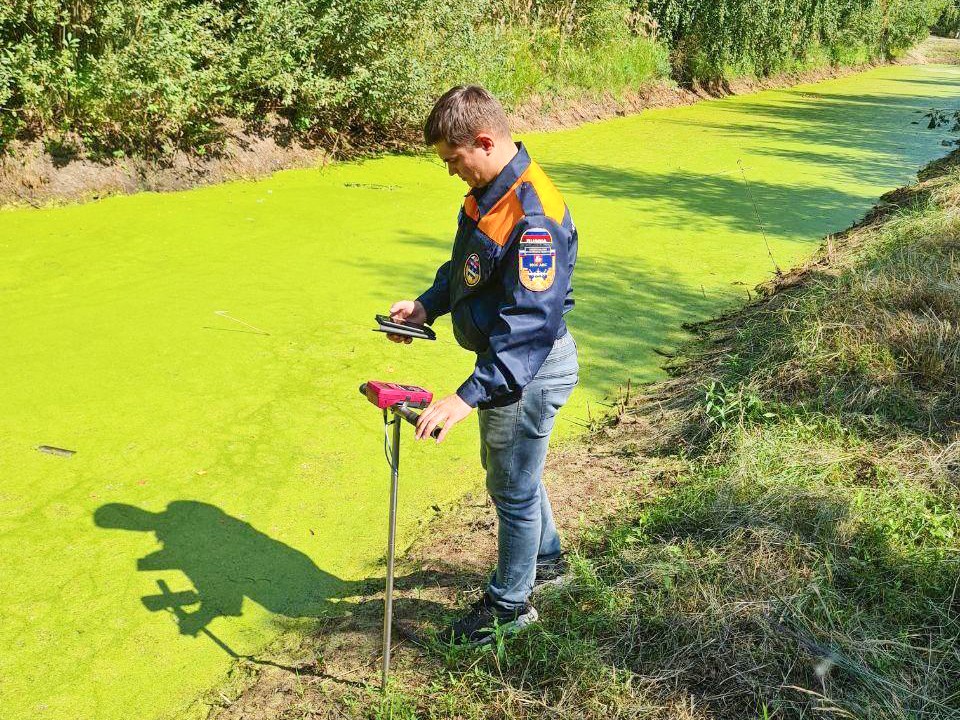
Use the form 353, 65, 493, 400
417, 22, 670, 110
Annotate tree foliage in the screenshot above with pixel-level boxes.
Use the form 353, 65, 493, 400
935, 1, 960, 38
0, 0, 947, 157
645, 0, 948, 81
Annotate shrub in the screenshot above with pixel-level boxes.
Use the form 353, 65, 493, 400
0, 0, 949, 157
934, 1, 960, 38
645, 0, 948, 82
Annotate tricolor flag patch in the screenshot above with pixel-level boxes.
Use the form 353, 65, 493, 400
518, 227, 556, 292
521, 229, 552, 244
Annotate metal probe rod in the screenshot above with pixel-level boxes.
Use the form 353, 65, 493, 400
382, 408, 402, 690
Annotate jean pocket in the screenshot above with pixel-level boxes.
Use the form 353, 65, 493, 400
538, 379, 578, 435
537, 345, 579, 379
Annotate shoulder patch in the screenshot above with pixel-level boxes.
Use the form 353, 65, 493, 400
464, 253, 481, 287
518, 227, 556, 292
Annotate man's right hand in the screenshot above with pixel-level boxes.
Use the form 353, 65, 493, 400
386, 300, 427, 344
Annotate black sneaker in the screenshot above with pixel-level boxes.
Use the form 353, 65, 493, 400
534, 553, 569, 589
437, 593, 539, 647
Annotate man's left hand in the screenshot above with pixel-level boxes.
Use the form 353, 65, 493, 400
415, 394, 473, 443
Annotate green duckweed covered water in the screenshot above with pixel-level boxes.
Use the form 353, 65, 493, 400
2, 64, 960, 719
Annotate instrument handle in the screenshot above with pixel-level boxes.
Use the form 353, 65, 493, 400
393, 403, 441, 439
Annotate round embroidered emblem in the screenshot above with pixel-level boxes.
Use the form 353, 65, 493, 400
464, 253, 481, 287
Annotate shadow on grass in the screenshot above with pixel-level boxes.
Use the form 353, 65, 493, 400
659, 83, 960, 187
546, 161, 871, 240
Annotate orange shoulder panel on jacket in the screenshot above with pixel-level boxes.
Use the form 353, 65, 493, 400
477, 177, 525, 247
523, 161, 566, 224
462, 194, 480, 221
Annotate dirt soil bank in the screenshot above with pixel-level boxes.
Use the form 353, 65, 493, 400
3, 37, 959, 210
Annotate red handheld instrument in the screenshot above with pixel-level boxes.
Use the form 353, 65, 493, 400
358, 380, 438, 690
359, 381, 438, 439
360, 380, 433, 409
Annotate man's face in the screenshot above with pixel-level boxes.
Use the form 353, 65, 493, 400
434, 139, 491, 189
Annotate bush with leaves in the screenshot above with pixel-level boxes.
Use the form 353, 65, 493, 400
935, 1, 960, 38
0, 0, 948, 158
644, 0, 948, 82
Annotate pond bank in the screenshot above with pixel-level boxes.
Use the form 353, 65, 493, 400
3, 37, 959, 210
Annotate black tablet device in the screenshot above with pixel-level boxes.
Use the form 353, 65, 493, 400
373, 314, 436, 341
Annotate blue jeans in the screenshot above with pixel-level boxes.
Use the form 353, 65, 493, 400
479, 333, 579, 612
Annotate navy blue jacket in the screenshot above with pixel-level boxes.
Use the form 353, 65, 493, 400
417, 143, 577, 408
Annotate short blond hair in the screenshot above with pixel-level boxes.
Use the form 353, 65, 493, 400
423, 85, 511, 147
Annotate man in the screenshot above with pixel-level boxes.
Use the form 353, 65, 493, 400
387, 85, 579, 645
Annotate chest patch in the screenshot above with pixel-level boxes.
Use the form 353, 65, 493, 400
518, 228, 556, 292
464, 253, 481, 287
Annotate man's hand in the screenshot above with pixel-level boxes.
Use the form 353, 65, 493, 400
386, 300, 428, 344
415, 393, 472, 443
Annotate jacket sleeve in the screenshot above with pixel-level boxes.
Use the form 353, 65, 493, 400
456, 216, 569, 407
415, 261, 451, 324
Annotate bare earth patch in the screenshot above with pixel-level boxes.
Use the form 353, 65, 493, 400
0, 116, 326, 208
901, 34, 960, 65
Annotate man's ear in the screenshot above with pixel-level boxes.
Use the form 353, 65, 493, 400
475, 133, 496, 153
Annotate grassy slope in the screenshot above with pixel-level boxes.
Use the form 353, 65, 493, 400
252, 144, 960, 719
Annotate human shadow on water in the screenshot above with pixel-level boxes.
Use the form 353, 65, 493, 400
94, 501, 470, 659
94, 501, 350, 638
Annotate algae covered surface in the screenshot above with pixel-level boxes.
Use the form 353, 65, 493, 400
2, 64, 960, 719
